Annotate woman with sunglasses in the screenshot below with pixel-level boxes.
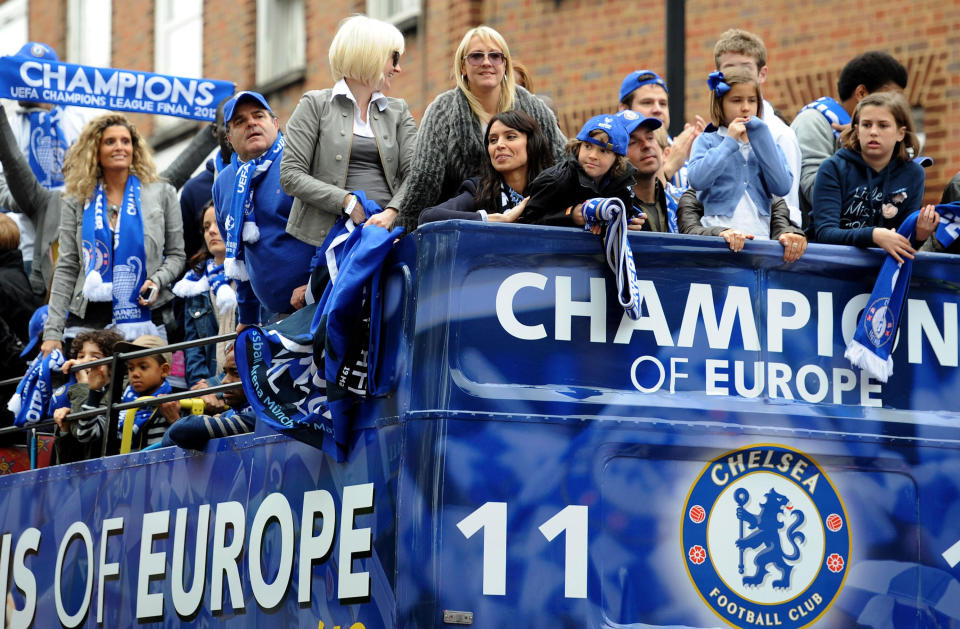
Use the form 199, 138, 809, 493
386, 25, 566, 231
280, 14, 417, 259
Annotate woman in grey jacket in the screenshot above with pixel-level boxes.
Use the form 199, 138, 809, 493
281, 15, 418, 248
40, 113, 186, 354
391, 25, 566, 231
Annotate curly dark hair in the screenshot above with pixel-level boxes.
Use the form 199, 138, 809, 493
70, 329, 124, 358
475, 110, 554, 212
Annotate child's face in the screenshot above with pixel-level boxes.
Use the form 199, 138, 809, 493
202, 206, 225, 258
578, 140, 617, 181
722, 83, 759, 126
126, 356, 169, 395
77, 341, 105, 364
220, 352, 246, 409
857, 105, 905, 165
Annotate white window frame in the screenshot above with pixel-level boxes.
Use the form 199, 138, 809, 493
367, 0, 420, 30
255, 0, 306, 88
154, 0, 203, 132
0, 0, 27, 57
67, 0, 112, 67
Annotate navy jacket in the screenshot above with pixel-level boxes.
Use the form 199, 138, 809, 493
812, 148, 925, 247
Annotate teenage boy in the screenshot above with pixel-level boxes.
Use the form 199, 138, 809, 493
713, 29, 803, 229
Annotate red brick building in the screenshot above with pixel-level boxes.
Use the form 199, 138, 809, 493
6, 0, 958, 201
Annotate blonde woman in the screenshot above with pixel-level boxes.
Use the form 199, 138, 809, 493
389, 25, 565, 231
41, 113, 185, 354
281, 14, 418, 247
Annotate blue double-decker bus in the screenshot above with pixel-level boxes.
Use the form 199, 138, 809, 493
1, 222, 958, 628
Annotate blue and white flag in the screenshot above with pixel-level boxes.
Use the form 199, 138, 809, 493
7, 350, 64, 426
235, 222, 402, 461
845, 204, 960, 381
25, 106, 68, 187
0, 54, 234, 121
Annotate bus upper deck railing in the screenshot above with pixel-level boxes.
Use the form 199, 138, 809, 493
0, 331, 241, 467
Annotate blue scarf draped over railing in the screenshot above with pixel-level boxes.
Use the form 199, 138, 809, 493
846, 203, 960, 381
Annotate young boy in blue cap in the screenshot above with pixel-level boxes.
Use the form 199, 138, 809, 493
518, 115, 640, 229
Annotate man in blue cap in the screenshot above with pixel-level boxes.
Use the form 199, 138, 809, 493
213, 91, 314, 330
618, 69, 704, 191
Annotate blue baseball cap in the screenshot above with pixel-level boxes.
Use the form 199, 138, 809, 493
619, 70, 668, 103
223, 91, 273, 125
615, 109, 663, 135
577, 114, 629, 156
16, 42, 58, 61
19, 305, 48, 359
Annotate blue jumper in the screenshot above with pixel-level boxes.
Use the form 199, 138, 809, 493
812, 148, 925, 247
687, 117, 792, 218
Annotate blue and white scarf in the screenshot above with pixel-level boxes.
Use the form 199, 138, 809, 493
223, 132, 284, 281
664, 180, 681, 233
48, 372, 77, 417
172, 258, 237, 314
7, 350, 64, 426
81, 174, 156, 339
500, 180, 525, 211
25, 106, 68, 188
800, 97, 851, 139
235, 222, 402, 462
845, 204, 960, 381
116, 379, 172, 437
582, 197, 642, 320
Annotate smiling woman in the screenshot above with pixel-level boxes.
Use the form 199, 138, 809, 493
40, 113, 185, 354
388, 25, 566, 232
418, 110, 554, 225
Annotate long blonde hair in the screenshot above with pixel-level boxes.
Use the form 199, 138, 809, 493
62, 113, 159, 202
453, 25, 516, 124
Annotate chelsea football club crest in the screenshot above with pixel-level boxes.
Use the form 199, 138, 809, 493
682, 444, 850, 628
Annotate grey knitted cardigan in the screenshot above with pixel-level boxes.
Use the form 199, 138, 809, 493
395, 86, 565, 231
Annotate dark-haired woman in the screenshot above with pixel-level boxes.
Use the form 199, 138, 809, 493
419, 110, 554, 224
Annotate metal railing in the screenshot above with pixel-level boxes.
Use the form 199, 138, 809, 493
0, 332, 241, 467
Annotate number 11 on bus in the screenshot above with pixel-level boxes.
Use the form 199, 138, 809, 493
456, 503, 588, 598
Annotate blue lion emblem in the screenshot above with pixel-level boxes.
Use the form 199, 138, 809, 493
735, 487, 805, 589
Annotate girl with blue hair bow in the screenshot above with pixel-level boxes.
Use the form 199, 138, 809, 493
683, 68, 806, 262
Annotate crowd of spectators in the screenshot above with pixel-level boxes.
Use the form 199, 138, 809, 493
2, 22, 957, 465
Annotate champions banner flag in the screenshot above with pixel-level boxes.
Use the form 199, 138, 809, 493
0, 52, 234, 121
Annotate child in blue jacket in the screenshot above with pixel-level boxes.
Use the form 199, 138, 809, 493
686, 69, 803, 260
812, 91, 938, 262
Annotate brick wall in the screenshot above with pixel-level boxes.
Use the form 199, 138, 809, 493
22, 0, 960, 201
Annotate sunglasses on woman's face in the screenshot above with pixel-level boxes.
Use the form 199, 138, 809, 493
391, 51, 400, 68
465, 51, 505, 66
